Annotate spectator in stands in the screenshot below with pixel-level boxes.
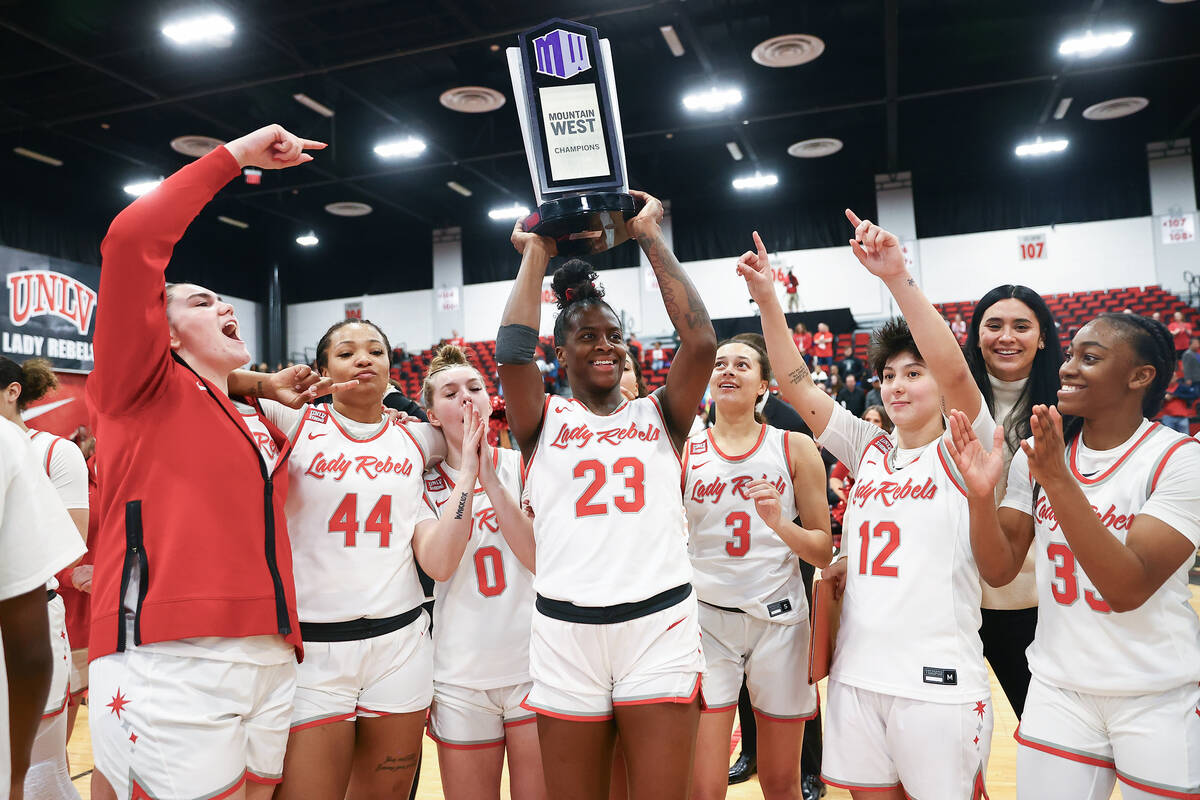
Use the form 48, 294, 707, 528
447, 329, 466, 348
1160, 381, 1193, 434
1182, 337, 1200, 385
812, 322, 834, 367
256, 361, 269, 372
626, 335, 643, 362
836, 342, 865, 381
1151, 311, 1162, 323
951, 312, 968, 345
792, 323, 813, 368
836, 373, 867, 417
826, 363, 843, 397
864, 375, 882, 408
1168, 311, 1192, 359
810, 362, 829, 388
785, 268, 800, 312
650, 341, 667, 371
963, 284, 1063, 720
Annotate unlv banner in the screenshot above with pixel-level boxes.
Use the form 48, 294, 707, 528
1, 244, 98, 372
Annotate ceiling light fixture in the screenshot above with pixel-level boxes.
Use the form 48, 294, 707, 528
446, 181, 473, 197
123, 179, 163, 196
488, 205, 530, 221
725, 142, 744, 161
293, 93, 334, 118
751, 34, 825, 68
682, 87, 743, 113
296, 232, 319, 247
1053, 98, 1073, 120
218, 215, 249, 229
1015, 138, 1069, 157
659, 25, 685, 57
1058, 30, 1132, 57
13, 147, 62, 166
732, 172, 778, 191
162, 13, 235, 46
325, 202, 373, 217
787, 138, 844, 158
374, 137, 427, 158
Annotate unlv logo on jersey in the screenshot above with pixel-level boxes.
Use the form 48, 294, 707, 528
306, 408, 328, 425
7, 270, 97, 335
689, 439, 709, 456
425, 476, 447, 493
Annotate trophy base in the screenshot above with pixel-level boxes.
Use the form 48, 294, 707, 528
522, 193, 640, 257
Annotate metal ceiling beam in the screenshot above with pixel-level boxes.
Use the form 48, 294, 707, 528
884, 0, 899, 173
1, 0, 669, 132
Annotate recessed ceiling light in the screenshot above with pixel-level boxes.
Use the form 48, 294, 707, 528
170, 135, 224, 158
488, 205, 530, 221
218, 215, 248, 229
446, 181, 473, 197
489, 43, 501, 52
682, 87, 743, 113
659, 25, 685, 57
13, 147, 62, 166
162, 13, 235, 47
787, 138, 843, 158
1053, 98, 1073, 120
439, 86, 506, 113
1015, 138, 1069, 157
296, 232, 319, 247
726, 142, 744, 161
732, 172, 778, 191
751, 34, 824, 68
374, 137, 426, 158
1082, 96, 1149, 120
293, 93, 334, 118
325, 202, 373, 217
1058, 30, 1132, 57
123, 179, 163, 196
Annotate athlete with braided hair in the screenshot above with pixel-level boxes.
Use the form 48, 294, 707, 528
497, 190, 716, 800
945, 312, 1200, 799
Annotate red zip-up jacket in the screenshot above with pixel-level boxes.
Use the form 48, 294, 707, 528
87, 146, 302, 661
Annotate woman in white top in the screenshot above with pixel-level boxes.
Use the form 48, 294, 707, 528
418, 345, 544, 800
497, 191, 716, 800
684, 336, 831, 800
963, 285, 1063, 718
239, 319, 466, 800
737, 213, 996, 800
946, 312, 1200, 800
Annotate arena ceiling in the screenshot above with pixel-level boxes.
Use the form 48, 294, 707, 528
1, 0, 1198, 301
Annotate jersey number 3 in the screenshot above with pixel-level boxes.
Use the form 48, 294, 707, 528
573, 458, 645, 518
328, 494, 393, 547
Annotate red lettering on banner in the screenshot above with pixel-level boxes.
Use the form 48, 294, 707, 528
6, 270, 97, 335
850, 477, 938, 508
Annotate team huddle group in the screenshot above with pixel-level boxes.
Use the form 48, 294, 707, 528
3, 123, 1199, 800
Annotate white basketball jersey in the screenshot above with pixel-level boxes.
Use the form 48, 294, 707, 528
423, 447, 534, 689
1004, 420, 1200, 695
524, 395, 691, 606
684, 425, 806, 624
819, 404, 989, 703
286, 405, 434, 623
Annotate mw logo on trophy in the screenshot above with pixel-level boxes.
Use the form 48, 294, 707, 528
507, 18, 639, 257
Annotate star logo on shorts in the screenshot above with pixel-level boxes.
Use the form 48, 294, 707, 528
107, 688, 130, 719
1195, 706, 1199, 720
129, 732, 138, 744
972, 700, 986, 718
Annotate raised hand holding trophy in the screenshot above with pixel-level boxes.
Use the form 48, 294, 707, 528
507, 19, 639, 257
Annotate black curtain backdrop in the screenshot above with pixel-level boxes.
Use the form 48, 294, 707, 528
462, 227, 641, 285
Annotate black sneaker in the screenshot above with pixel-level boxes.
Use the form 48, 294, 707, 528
801, 774, 827, 800
728, 752, 757, 785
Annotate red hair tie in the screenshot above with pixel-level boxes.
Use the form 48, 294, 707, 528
565, 288, 576, 301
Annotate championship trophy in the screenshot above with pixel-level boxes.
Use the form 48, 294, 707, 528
507, 19, 638, 257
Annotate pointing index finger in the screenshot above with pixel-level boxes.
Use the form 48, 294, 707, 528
845, 208, 863, 228
752, 230, 767, 257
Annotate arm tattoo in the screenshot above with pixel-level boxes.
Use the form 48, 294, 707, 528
453, 491, 469, 520
787, 364, 811, 385
906, 277, 916, 287
641, 233, 711, 332
254, 380, 265, 398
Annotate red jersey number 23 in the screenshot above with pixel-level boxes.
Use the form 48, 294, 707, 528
573, 458, 646, 518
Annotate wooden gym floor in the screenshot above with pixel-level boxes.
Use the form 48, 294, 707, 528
65, 586, 1200, 799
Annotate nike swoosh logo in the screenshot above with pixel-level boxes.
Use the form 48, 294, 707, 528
20, 398, 75, 421
307, 432, 327, 440
691, 461, 709, 469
